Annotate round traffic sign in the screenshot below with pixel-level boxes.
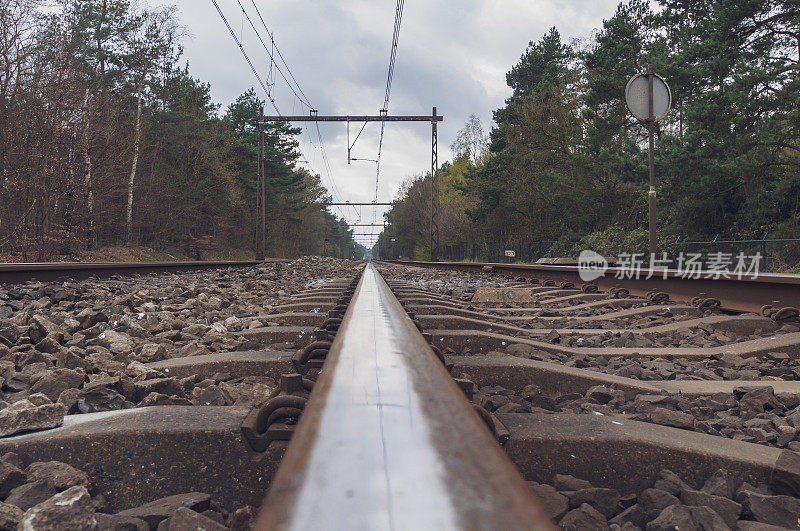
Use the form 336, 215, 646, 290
625, 72, 671, 121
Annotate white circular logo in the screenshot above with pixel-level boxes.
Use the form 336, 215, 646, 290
579, 250, 608, 282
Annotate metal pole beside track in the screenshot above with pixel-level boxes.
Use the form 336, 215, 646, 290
430, 106, 440, 262
647, 64, 657, 260
256, 263, 552, 530
256, 106, 266, 261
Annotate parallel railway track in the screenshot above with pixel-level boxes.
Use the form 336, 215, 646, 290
388, 260, 800, 314
1, 258, 800, 529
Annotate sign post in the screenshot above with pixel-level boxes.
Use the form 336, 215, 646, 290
625, 66, 671, 260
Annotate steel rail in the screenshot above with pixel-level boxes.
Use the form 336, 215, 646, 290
256, 263, 551, 530
0, 260, 271, 284
382, 260, 800, 314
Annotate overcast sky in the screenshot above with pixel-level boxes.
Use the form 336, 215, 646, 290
143, 0, 622, 244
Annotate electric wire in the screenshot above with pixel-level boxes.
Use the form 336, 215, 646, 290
299, 113, 347, 219
314, 122, 356, 218
349, 121, 369, 153
239, 0, 357, 220
214, 0, 356, 222
371, 0, 405, 246
211, 0, 280, 115
235, 0, 313, 108
249, 0, 313, 108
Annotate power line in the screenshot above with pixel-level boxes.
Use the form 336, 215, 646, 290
235, 0, 313, 108
217, 0, 407, 239
214, 0, 356, 225
238, 0, 357, 221
211, 0, 280, 115
372, 0, 405, 240
301, 126, 348, 219
248, 0, 313, 108
382, 0, 406, 112
314, 122, 356, 218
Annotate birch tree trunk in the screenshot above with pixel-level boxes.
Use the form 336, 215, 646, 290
82, 87, 96, 249
126, 82, 144, 245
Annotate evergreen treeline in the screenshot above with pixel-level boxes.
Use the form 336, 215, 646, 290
378, 0, 800, 266
0, 0, 356, 260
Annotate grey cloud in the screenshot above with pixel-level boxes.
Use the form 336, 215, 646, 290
144, 0, 623, 238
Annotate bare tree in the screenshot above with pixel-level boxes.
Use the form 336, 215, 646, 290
450, 113, 489, 163
125, 6, 180, 245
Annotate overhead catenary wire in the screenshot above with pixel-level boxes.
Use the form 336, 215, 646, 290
371, 0, 405, 245
213, 0, 356, 221
211, 0, 280, 116
292, 115, 345, 218
235, 0, 313, 109
382, 0, 405, 113
314, 121, 358, 218
238, 0, 358, 220
248, 0, 313, 108
215, 0, 403, 245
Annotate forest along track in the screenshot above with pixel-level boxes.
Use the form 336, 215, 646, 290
0, 257, 364, 530
375, 261, 800, 530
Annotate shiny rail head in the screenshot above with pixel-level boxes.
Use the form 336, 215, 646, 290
256, 263, 553, 530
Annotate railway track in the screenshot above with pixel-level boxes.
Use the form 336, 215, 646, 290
388, 260, 800, 314
1, 258, 800, 529
374, 261, 800, 529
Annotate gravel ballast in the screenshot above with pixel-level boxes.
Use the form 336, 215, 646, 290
0, 257, 361, 435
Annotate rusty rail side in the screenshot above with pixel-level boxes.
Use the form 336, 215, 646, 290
256, 263, 552, 530
0, 260, 273, 284
383, 260, 800, 314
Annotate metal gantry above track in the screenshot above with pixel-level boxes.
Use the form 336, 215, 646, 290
259, 114, 442, 122
257, 109, 443, 258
